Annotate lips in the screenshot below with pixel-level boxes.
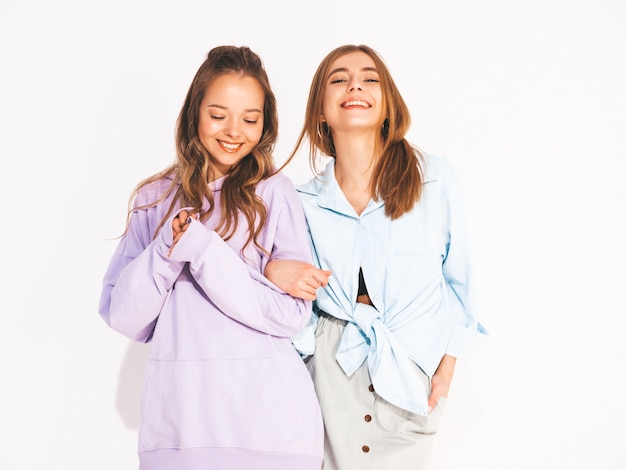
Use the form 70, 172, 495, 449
218, 140, 243, 153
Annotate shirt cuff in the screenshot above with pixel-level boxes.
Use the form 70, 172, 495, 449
446, 321, 488, 359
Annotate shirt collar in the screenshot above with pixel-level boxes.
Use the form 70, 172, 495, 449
298, 155, 438, 216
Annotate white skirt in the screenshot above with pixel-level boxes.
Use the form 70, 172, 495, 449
306, 312, 447, 470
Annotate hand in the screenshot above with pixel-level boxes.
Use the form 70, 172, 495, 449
427, 354, 456, 413
265, 259, 332, 300
168, 210, 197, 257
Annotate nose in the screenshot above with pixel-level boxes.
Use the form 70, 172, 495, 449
348, 78, 362, 92
223, 118, 241, 137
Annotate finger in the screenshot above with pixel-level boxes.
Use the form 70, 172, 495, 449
297, 291, 316, 301
314, 270, 333, 287
314, 276, 328, 288
307, 277, 326, 292
427, 390, 441, 414
173, 212, 187, 233
298, 280, 316, 294
174, 211, 187, 228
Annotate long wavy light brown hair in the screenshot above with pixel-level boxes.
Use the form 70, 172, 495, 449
281, 44, 424, 219
126, 45, 278, 251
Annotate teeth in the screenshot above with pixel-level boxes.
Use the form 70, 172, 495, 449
220, 141, 241, 151
343, 100, 369, 108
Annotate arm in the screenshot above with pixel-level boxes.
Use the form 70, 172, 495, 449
421, 160, 487, 411
169, 180, 327, 337
440, 161, 488, 358
424, 160, 487, 410
98, 200, 186, 342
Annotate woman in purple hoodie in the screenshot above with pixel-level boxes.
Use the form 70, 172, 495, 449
99, 45, 323, 470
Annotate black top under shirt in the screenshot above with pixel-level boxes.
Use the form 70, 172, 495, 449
358, 267, 369, 297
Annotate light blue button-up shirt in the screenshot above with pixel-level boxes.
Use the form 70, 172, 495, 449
292, 154, 487, 416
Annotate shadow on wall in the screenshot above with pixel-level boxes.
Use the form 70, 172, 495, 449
116, 341, 151, 428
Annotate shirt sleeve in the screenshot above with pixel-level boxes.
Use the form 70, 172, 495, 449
98, 192, 186, 342
440, 161, 488, 358
168, 179, 314, 338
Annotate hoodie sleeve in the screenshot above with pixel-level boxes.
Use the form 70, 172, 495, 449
168, 176, 313, 338
98, 186, 186, 342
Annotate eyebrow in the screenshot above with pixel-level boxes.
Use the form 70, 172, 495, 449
327, 66, 379, 77
207, 104, 263, 113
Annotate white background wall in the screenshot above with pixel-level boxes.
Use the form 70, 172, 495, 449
1, 0, 625, 468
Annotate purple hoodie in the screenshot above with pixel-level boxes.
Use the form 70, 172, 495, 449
99, 172, 323, 470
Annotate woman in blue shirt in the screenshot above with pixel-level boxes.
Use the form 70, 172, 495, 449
266, 44, 487, 469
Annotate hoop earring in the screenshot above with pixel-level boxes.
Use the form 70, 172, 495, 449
317, 122, 328, 140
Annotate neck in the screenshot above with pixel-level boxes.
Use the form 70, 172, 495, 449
333, 129, 376, 183
332, 129, 377, 214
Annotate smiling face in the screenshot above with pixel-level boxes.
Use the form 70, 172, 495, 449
198, 72, 265, 178
321, 50, 383, 135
